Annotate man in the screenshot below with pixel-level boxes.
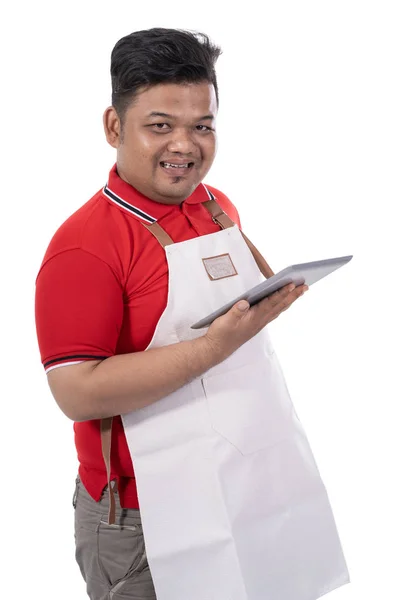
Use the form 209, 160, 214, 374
35, 28, 348, 600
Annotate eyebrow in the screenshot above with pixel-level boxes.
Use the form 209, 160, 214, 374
148, 111, 214, 121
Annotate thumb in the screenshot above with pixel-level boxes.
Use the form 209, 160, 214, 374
233, 300, 250, 315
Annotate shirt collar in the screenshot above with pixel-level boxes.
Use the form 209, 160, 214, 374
103, 164, 214, 224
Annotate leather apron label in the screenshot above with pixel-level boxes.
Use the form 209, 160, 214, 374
202, 253, 238, 280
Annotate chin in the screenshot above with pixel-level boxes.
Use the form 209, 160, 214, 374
158, 182, 197, 200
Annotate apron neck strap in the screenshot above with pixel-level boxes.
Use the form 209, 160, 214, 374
203, 199, 275, 279
202, 199, 236, 230
239, 230, 274, 279
141, 222, 174, 247
140, 199, 274, 279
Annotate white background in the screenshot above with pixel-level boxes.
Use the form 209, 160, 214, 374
1, 1, 399, 598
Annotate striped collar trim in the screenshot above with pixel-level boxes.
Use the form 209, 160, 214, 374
205, 186, 215, 201
102, 185, 157, 224
103, 182, 215, 223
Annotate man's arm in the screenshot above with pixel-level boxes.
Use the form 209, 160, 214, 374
37, 246, 306, 423
48, 283, 307, 422
47, 335, 217, 422
36, 248, 223, 422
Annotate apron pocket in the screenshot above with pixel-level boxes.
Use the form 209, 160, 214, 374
203, 357, 295, 455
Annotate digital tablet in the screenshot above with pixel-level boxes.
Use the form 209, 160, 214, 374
191, 254, 353, 329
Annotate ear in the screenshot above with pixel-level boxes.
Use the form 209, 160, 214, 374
103, 106, 122, 148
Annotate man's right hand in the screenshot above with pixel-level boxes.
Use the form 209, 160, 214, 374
203, 283, 308, 362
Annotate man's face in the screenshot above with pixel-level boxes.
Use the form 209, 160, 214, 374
104, 81, 218, 205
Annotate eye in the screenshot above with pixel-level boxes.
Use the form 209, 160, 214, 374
151, 123, 171, 131
196, 125, 212, 132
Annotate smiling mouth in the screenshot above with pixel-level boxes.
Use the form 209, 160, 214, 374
160, 161, 195, 171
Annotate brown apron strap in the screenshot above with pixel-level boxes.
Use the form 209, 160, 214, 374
140, 201, 273, 278
202, 199, 236, 230
141, 221, 174, 248
239, 230, 275, 279
100, 417, 116, 525
203, 199, 274, 278
99, 226, 171, 525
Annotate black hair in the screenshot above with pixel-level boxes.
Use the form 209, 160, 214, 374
111, 28, 222, 127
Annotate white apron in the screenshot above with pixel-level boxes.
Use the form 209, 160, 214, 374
101, 194, 349, 600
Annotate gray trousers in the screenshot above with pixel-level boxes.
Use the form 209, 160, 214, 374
73, 476, 157, 599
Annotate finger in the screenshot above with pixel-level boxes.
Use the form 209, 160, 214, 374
268, 287, 303, 317
255, 283, 306, 319
277, 283, 296, 296
282, 285, 308, 309
283, 284, 308, 300
267, 284, 295, 307
260, 294, 294, 323
278, 284, 302, 305
293, 284, 308, 297
257, 284, 308, 327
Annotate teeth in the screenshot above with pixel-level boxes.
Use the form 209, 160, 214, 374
162, 162, 190, 168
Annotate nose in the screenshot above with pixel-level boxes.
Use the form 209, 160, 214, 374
167, 127, 197, 155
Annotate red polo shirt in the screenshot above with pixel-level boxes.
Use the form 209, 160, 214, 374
35, 164, 242, 507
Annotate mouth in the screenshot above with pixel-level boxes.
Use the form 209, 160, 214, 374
159, 161, 195, 177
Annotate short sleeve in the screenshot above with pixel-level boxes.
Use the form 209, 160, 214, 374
35, 249, 124, 373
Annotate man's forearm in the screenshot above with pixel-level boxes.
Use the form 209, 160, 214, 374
58, 336, 220, 422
